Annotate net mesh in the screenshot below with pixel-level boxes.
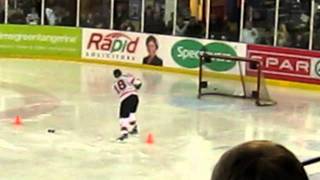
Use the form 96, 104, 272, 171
198, 54, 276, 106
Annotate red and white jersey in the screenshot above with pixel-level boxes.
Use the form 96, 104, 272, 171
113, 74, 140, 101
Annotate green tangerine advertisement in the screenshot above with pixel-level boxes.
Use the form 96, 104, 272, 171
0, 25, 81, 58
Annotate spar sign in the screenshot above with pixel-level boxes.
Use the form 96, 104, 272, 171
171, 39, 245, 73
247, 45, 320, 84
82, 29, 141, 62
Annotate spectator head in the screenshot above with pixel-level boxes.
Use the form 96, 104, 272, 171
119, 20, 135, 31
145, 6, 153, 17
154, 11, 161, 20
245, 21, 253, 29
88, 13, 93, 19
296, 34, 303, 41
177, 16, 184, 26
64, 9, 70, 17
146, 36, 159, 56
210, 13, 218, 21
47, 0, 55, 7
116, 3, 125, 14
211, 140, 308, 180
80, 13, 86, 21
31, 7, 37, 14
16, 8, 24, 14
279, 23, 288, 32
170, 12, 174, 19
189, 16, 197, 24
94, 11, 101, 18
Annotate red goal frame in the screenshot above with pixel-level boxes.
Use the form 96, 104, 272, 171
197, 53, 276, 106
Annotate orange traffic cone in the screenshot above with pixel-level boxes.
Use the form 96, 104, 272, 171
14, 116, 22, 125
146, 133, 154, 144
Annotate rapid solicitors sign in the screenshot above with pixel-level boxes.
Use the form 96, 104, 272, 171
87, 33, 139, 54
247, 45, 320, 84
82, 29, 142, 62
82, 28, 247, 75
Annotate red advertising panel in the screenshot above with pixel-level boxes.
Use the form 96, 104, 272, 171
247, 45, 320, 84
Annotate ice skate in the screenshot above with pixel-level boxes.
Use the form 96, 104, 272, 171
129, 126, 139, 136
116, 133, 128, 142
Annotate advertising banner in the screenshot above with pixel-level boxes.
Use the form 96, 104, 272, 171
247, 45, 320, 84
83, 28, 143, 63
82, 28, 247, 75
0, 25, 81, 58
170, 38, 247, 74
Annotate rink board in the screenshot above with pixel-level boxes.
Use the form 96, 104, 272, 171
0, 25, 319, 90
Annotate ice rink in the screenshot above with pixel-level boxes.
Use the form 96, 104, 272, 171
0, 58, 320, 180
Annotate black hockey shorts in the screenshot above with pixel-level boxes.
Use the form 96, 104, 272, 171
120, 94, 139, 118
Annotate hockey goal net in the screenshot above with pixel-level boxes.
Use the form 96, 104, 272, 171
198, 52, 276, 106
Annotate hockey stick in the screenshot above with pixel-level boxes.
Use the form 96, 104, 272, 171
302, 157, 320, 166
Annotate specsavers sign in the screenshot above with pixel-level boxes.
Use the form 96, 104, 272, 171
171, 39, 240, 72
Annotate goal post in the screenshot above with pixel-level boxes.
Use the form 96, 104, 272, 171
197, 52, 277, 106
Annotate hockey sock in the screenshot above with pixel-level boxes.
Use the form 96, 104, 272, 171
129, 113, 138, 130
120, 126, 128, 135
119, 118, 130, 135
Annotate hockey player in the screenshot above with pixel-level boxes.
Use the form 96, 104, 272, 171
112, 69, 142, 141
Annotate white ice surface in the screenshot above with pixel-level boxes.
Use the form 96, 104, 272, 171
0, 58, 319, 180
